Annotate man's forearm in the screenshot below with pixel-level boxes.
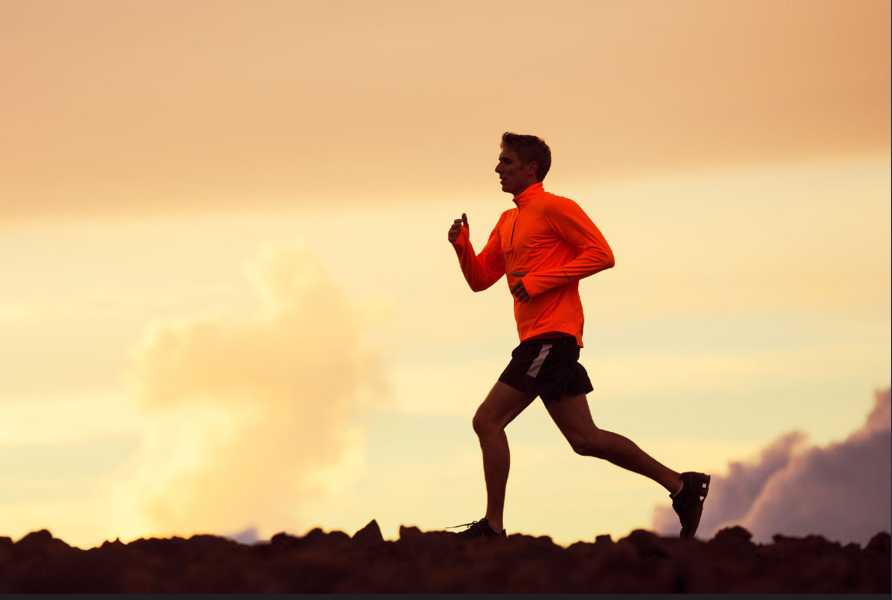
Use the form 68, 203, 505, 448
452, 230, 503, 292
522, 246, 615, 296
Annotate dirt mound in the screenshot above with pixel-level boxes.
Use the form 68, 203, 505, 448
1, 523, 888, 593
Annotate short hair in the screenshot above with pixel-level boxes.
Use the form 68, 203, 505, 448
501, 132, 552, 182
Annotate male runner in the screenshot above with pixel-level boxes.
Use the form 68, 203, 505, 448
447, 132, 710, 539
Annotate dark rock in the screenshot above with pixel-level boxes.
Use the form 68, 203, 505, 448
772, 532, 794, 545
301, 528, 351, 553
1, 526, 889, 593
710, 526, 754, 548
269, 531, 302, 551
353, 519, 385, 546
301, 527, 348, 545
771, 533, 840, 554
398, 525, 423, 540
0, 536, 13, 561
566, 540, 593, 553
624, 529, 669, 557
15, 529, 71, 557
866, 531, 891, 555
303, 527, 327, 543
327, 530, 351, 544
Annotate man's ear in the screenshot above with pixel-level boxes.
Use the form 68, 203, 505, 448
525, 160, 538, 178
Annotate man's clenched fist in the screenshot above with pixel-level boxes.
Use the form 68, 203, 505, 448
448, 213, 469, 243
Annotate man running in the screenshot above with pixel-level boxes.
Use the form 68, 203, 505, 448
447, 132, 709, 540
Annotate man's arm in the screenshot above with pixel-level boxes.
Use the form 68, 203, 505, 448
448, 213, 506, 292
520, 197, 614, 298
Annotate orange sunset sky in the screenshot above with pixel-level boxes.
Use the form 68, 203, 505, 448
1, 0, 889, 548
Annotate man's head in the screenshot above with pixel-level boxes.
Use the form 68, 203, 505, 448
495, 132, 552, 196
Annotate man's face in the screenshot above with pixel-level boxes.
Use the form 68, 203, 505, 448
495, 146, 537, 197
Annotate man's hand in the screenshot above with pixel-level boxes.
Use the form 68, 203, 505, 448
447, 213, 469, 243
510, 270, 531, 303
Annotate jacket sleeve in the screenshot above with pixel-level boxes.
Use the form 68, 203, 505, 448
522, 197, 615, 296
450, 217, 506, 292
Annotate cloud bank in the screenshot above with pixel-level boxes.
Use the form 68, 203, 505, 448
123, 243, 388, 539
653, 387, 891, 544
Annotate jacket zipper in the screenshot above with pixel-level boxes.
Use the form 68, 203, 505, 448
510, 209, 519, 247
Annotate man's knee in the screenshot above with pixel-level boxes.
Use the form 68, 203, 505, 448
472, 409, 501, 437
569, 432, 604, 458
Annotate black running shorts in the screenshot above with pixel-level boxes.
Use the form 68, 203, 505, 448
497, 334, 594, 404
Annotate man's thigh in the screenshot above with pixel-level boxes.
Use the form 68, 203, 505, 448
545, 393, 600, 447
475, 381, 537, 429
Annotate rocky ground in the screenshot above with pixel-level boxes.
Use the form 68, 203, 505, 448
1, 523, 889, 593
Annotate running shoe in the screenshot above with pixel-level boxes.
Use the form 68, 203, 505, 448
671, 471, 711, 539
451, 518, 506, 539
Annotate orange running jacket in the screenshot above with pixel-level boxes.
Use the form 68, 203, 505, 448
451, 182, 614, 347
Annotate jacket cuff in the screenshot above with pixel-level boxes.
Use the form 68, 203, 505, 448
451, 227, 469, 251
523, 273, 546, 296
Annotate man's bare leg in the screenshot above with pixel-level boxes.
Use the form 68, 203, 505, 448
471, 381, 537, 533
546, 393, 682, 493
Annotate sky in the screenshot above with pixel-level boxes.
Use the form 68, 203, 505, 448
0, 0, 889, 548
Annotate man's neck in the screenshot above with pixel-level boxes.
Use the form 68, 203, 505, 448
512, 181, 539, 198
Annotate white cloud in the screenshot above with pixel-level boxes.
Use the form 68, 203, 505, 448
120, 242, 389, 539
653, 387, 891, 544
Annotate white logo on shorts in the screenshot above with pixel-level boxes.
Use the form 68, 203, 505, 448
526, 344, 553, 378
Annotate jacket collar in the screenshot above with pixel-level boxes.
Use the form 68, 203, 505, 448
512, 182, 544, 208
